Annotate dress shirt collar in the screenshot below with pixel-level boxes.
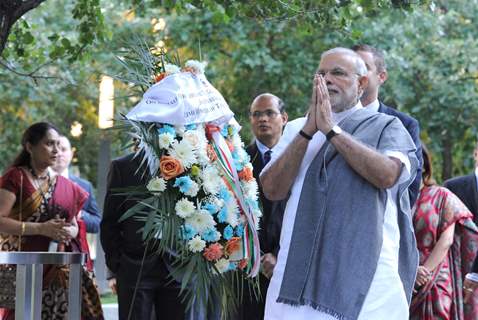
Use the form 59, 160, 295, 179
332, 101, 363, 124
363, 99, 380, 113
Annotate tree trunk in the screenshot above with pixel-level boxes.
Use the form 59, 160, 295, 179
0, 0, 47, 57
441, 134, 453, 181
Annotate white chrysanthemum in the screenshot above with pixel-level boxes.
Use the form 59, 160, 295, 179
215, 258, 230, 274
184, 180, 199, 197
226, 201, 240, 227
236, 148, 250, 164
241, 181, 258, 201
197, 147, 210, 166
158, 133, 174, 149
185, 60, 207, 74
175, 198, 196, 219
231, 133, 244, 150
188, 236, 206, 253
201, 166, 222, 195
146, 177, 167, 194
164, 63, 181, 75
186, 210, 216, 233
253, 208, 262, 219
170, 140, 196, 168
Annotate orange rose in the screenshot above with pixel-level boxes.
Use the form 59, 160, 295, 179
225, 237, 241, 255
160, 155, 184, 180
238, 167, 254, 182
203, 243, 223, 261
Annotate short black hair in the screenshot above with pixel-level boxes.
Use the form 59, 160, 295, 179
351, 44, 387, 72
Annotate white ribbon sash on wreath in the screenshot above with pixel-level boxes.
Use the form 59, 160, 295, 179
126, 72, 234, 126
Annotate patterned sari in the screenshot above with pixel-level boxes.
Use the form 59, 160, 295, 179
410, 185, 478, 320
0, 167, 103, 320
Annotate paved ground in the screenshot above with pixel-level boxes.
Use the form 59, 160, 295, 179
102, 304, 118, 320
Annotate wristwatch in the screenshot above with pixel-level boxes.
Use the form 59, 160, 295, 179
325, 125, 342, 141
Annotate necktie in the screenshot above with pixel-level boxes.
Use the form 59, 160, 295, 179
264, 150, 272, 165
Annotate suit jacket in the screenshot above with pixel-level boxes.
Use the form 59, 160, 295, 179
444, 173, 478, 224
246, 142, 286, 256
70, 174, 101, 233
100, 153, 170, 285
378, 102, 422, 206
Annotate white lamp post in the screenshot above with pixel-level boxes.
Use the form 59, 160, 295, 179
96, 75, 115, 294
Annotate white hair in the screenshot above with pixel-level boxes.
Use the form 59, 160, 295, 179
321, 47, 367, 76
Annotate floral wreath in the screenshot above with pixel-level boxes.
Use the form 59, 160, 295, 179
115, 40, 262, 317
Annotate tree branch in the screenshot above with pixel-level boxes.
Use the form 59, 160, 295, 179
12, 0, 47, 21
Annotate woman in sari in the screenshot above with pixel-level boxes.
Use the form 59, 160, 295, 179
0, 122, 103, 320
410, 145, 478, 319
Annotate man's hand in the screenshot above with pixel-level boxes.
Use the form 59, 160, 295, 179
464, 277, 478, 303
315, 75, 333, 134
415, 265, 431, 287
302, 75, 320, 136
261, 253, 277, 279
108, 278, 117, 295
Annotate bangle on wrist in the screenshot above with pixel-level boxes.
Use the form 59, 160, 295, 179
21, 222, 26, 236
299, 130, 313, 141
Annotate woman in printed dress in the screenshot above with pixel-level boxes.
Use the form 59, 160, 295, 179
0, 122, 103, 320
410, 145, 478, 319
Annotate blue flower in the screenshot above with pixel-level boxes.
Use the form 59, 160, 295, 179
181, 224, 196, 240
235, 224, 244, 237
223, 225, 234, 240
218, 207, 228, 223
158, 124, 176, 137
174, 176, 193, 194
202, 227, 220, 242
202, 203, 219, 215
220, 125, 229, 137
233, 157, 244, 171
228, 262, 236, 271
185, 124, 197, 131
219, 187, 231, 202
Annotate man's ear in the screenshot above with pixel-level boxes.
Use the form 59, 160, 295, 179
281, 111, 288, 124
378, 70, 388, 85
358, 75, 368, 96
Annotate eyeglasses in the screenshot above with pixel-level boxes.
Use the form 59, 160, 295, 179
249, 110, 281, 119
316, 68, 360, 79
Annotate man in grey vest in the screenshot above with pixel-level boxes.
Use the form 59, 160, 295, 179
261, 48, 419, 320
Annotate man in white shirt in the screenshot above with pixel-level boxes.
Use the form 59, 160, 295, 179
261, 48, 419, 320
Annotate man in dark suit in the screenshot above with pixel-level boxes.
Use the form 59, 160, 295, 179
353, 44, 423, 206
444, 142, 478, 223
52, 135, 101, 233
238, 93, 288, 319
100, 152, 187, 320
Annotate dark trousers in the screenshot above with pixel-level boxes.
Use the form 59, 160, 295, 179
116, 253, 186, 320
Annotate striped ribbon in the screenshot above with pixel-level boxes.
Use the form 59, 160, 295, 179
206, 124, 261, 277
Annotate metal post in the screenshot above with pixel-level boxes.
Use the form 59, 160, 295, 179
68, 263, 82, 320
31, 263, 43, 320
15, 264, 31, 320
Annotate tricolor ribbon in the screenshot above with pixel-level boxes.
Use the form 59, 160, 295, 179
205, 124, 261, 277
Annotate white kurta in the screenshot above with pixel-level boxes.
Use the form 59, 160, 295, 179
263, 104, 411, 320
